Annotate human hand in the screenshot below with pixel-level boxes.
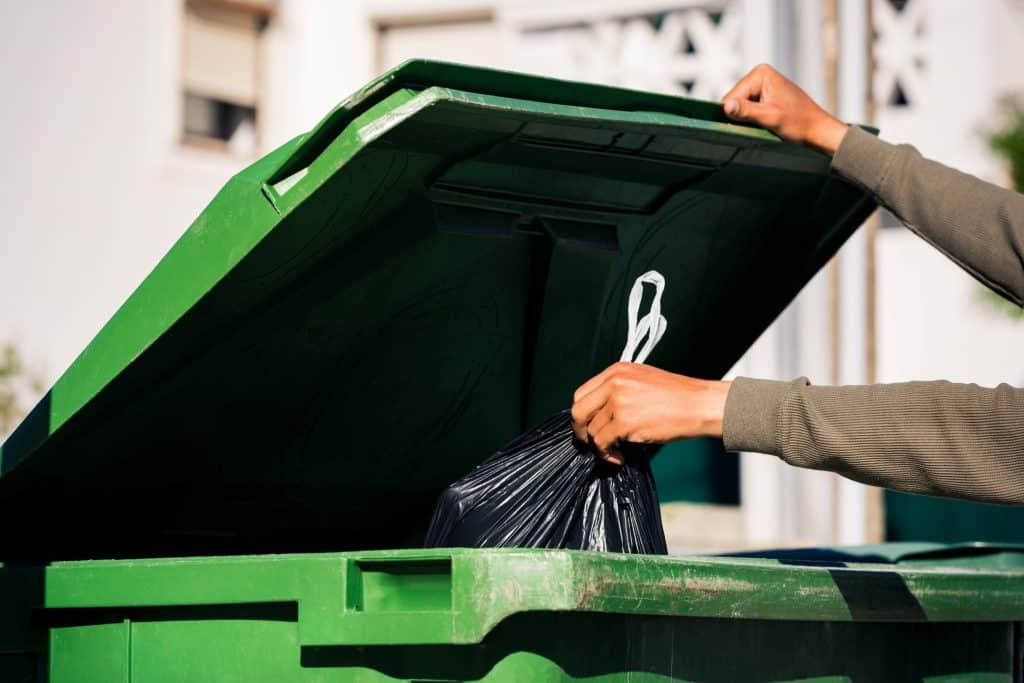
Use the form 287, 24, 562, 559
570, 362, 731, 465
722, 63, 849, 156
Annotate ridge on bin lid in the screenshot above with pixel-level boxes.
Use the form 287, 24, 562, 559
0, 59, 877, 560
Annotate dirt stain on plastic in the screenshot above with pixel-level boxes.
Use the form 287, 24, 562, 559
683, 576, 754, 594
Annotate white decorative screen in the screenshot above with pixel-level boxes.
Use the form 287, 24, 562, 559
872, 0, 926, 110
517, 3, 743, 101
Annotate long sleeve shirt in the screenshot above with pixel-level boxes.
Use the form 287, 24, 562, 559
722, 126, 1024, 505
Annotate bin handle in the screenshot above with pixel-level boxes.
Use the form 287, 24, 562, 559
619, 270, 667, 365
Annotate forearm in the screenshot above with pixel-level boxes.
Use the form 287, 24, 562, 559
832, 126, 1024, 306
724, 376, 1024, 504
722, 63, 1024, 307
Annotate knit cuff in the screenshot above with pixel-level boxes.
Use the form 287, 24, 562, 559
830, 125, 897, 195
722, 377, 797, 455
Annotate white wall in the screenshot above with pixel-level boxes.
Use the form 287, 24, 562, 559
0, 2, 241, 388
878, 230, 1024, 387
264, 0, 374, 143
874, 0, 1024, 390
0, 0, 381, 394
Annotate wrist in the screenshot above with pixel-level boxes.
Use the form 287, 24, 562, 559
807, 116, 849, 157
696, 380, 731, 438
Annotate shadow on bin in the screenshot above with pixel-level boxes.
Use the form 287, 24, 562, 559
727, 547, 928, 621
300, 610, 1008, 682
0, 563, 45, 681
0, 392, 51, 476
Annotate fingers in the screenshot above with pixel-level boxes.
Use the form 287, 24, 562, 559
592, 419, 626, 465
571, 362, 635, 436
571, 379, 612, 432
570, 362, 640, 465
573, 362, 631, 402
571, 417, 588, 443
725, 99, 780, 128
586, 406, 613, 444
603, 451, 624, 466
722, 64, 787, 129
721, 65, 766, 110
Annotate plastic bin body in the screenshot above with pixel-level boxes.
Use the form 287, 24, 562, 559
3, 547, 1024, 682
0, 61, 876, 561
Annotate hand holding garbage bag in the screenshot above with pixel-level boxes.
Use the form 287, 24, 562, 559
572, 363, 731, 465
425, 272, 671, 554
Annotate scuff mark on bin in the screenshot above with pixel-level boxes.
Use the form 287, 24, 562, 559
576, 578, 627, 608
684, 576, 755, 594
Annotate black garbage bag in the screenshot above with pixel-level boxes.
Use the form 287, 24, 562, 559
423, 409, 667, 553
425, 271, 670, 554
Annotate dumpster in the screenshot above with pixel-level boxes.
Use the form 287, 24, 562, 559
11, 60, 1018, 682
0, 60, 876, 561
2, 546, 1024, 681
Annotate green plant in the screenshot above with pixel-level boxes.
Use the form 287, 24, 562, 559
978, 96, 1024, 318
985, 94, 1024, 193
978, 286, 1024, 320
0, 341, 45, 439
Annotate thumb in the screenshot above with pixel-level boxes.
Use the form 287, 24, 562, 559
723, 98, 778, 128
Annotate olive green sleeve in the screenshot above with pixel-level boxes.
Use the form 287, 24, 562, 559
723, 376, 1024, 504
720, 128, 1024, 505
833, 126, 1024, 306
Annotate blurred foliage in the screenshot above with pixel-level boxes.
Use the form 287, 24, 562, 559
0, 341, 44, 438
978, 95, 1024, 319
978, 287, 1024, 320
985, 94, 1024, 193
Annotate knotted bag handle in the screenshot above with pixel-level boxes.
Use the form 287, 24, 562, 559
618, 270, 667, 365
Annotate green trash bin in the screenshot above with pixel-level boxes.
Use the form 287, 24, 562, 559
2, 546, 1024, 681
7, 61, 1017, 682
0, 60, 874, 561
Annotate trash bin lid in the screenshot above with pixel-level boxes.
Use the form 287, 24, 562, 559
0, 60, 876, 560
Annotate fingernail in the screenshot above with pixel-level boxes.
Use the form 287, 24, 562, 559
724, 99, 737, 115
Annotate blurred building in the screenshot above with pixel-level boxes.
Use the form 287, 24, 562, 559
2, 0, 1023, 552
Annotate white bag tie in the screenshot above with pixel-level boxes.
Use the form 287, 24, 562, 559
618, 270, 667, 365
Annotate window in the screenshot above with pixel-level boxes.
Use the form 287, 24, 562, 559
181, 0, 274, 154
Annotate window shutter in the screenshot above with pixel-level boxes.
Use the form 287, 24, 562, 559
183, 3, 260, 106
